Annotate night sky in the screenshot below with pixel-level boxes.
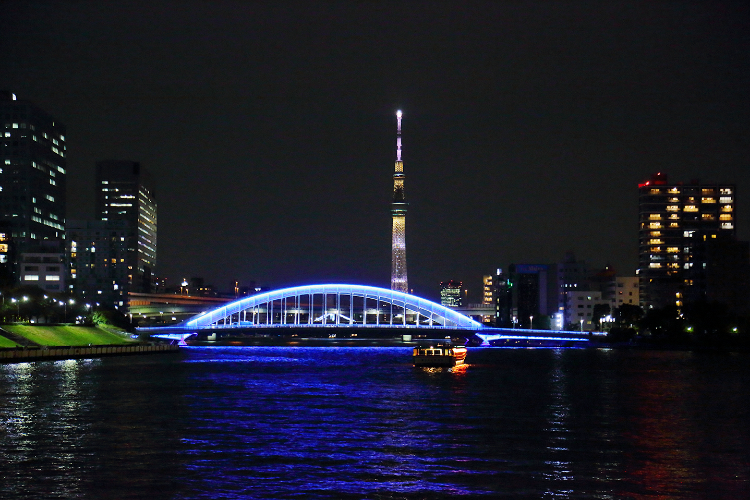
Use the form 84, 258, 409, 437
1, 1, 748, 301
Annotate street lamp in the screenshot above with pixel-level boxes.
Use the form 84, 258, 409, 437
580, 318, 584, 332
529, 315, 533, 330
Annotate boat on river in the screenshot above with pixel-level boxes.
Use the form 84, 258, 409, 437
413, 344, 467, 367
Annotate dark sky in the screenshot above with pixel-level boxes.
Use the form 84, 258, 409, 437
1, 1, 748, 301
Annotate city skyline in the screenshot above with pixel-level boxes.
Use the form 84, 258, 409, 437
2, 1, 748, 300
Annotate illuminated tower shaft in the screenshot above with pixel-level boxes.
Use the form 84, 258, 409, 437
391, 111, 408, 292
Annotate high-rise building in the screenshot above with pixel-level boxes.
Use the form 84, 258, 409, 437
506, 264, 559, 328
0, 91, 67, 277
494, 269, 513, 327
390, 111, 408, 293
439, 280, 463, 307
67, 220, 131, 307
95, 160, 157, 293
638, 173, 735, 308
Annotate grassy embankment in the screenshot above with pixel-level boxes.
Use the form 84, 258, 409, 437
1, 325, 136, 347
0, 335, 20, 347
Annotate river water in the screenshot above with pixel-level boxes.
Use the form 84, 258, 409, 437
1, 346, 748, 499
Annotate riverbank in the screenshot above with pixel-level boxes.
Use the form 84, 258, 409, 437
0, 324, 179, 363
0, 344, 179, 363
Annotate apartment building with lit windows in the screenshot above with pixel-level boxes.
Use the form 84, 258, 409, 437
0, 91, 67, 279
638, 173, 735, 309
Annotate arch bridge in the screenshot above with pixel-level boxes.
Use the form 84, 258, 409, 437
171, 284, 482, 331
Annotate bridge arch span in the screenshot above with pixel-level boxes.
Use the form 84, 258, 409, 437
178, 284, 482, 330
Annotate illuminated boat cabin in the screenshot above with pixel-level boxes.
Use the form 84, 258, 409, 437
413, 345, 467, 367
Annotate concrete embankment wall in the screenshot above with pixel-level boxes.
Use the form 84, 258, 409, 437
0, 344, 179, 363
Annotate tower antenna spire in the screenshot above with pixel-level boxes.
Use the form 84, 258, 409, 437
390, 110, 408, 293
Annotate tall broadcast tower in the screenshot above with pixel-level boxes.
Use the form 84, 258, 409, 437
391, 110, 408, 293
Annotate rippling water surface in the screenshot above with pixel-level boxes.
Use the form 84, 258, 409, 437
1, 347, 749, 499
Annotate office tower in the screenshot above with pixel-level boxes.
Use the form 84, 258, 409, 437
439, 280, 463, 307
390, 111, 408, 293
506, 264, 558, 329
95, 160, 157, 293
0, 91, 67, 276
638, 173, 735, 309
494, 269, 513, 327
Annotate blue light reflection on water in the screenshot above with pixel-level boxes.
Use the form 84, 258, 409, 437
1, 347, 749, 499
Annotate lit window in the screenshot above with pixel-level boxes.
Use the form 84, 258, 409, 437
701, 197, 716, 203
649, 214, 662, 220
721, 223, 734, 229
649, 222, 662, 229
684, 205, 698, 212
666, 205, 679, 212
24, 275, 39, 281
47, 276, 60, 281
650, 188, 661, 194
720, 197, 732, 204
46, 194, 54, 202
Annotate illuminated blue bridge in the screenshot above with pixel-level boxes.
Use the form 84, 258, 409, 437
172, 284, 481, 330
141, 284, 592, 346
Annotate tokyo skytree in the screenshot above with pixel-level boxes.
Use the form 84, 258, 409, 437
390, 110, 408, 293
